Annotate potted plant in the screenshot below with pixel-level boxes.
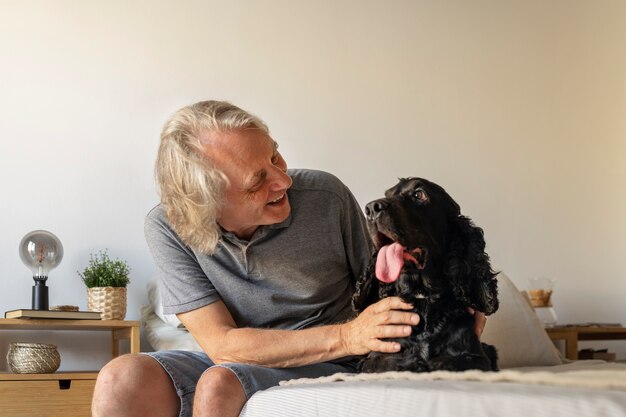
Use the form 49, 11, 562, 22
78, 250, 130, 320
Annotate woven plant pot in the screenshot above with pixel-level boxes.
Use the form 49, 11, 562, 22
7, 343, 61, 374
87, 287, 127, 320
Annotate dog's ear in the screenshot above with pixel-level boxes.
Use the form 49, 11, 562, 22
352, 256, 381, 312
445, 215, 499, 315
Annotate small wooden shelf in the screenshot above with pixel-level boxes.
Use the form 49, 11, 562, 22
0, 318, 141, 357
0, 318, 139, 330
546, 325, 626, 360
0, 318, 140, 417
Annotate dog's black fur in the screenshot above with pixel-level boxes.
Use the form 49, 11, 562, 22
352, 177, 499, 373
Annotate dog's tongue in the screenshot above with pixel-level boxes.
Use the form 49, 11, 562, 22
375, 242, 406, 283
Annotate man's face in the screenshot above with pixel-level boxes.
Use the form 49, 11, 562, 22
201, 128, 292, 240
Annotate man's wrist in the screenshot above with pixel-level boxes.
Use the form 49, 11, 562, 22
335, 322, 352, 357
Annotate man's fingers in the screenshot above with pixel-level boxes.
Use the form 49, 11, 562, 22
374, 310, 420, 326
375, 325, 412, 339
372, 297, 413, 313
344, 297, 420, 356
474, 311, 487, 338
371, 339, 402, 353
466, 307, 486, 338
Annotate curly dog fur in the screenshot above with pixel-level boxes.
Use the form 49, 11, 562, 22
353, 177, 499, 373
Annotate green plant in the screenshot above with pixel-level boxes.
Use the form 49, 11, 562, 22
78, 250, 130, 288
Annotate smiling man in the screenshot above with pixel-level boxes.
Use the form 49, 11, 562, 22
91, 100, 421, 417
200, 128, 293, 240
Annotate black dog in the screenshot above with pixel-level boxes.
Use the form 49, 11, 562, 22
352, 177, 499, 373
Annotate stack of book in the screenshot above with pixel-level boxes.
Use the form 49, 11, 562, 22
5, 309, 102, 320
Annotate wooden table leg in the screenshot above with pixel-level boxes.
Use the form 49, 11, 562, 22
129, 325, 140, 354
111, 325, 140, 357
564, 331, 579, 360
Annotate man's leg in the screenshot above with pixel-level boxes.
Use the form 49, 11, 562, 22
193, 367, 247, 417
92, 354, 180, 417
192, 359, 358, 416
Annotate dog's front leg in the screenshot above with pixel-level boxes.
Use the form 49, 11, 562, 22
352, 261, 380, 312
429, 324, 496, 372
359, 343, 431, 373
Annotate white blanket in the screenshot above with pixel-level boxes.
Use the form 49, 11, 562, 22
281, 361, 626, 391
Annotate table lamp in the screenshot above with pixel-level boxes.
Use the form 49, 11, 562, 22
18, 230, 64, 310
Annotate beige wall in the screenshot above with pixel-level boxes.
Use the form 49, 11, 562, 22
1, 1, 625, 367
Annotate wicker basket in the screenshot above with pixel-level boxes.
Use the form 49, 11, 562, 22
528, 288, 553, 307
7, 343, 61, 374
87, 287, 127, 320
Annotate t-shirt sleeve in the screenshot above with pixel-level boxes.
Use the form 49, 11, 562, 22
340, 184, 374, 285
144, 206, 222, 315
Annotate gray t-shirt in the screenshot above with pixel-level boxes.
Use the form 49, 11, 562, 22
144, 169, 372, 330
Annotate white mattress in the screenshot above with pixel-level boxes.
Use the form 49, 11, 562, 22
241, 376, 626, 417
141, 301, 626, 417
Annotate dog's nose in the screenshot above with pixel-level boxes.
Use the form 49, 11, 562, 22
365, 199, 388, 221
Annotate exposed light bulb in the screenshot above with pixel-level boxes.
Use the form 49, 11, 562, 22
19, 230, 64, 310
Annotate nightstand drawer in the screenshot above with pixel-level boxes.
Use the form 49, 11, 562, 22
0, 378, 96, 417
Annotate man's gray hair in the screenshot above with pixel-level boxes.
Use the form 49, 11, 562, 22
155, 100, 269, 254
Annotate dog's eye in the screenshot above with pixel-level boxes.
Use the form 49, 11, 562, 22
414, 188, 428, 202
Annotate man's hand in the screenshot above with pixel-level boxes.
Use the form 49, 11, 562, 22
468, 307, 487, 338
340, 297, 419, 356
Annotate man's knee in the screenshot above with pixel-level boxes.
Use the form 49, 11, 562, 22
194, 367, 246, 415
93, 354, 179, 417
196, 367, 243, 396
95, 354, 155, 393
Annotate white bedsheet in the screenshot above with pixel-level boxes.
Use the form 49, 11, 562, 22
241, 362, 626, 417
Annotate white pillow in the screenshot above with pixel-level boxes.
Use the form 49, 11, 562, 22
146, 280, 184, 328
140, 304, 202, 351
481, 272, 563, 368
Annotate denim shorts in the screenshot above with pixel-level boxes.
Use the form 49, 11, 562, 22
144, 350, 357, 417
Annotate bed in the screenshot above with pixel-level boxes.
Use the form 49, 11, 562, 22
141, 273, 626, 417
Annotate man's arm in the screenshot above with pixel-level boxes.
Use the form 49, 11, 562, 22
178, 296, 419, 368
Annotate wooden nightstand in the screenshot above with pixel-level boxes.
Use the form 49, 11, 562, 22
546, 325, 626, 360
0, 318, 140, 417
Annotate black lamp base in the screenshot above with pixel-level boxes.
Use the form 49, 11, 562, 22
32, 282, 49, 310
